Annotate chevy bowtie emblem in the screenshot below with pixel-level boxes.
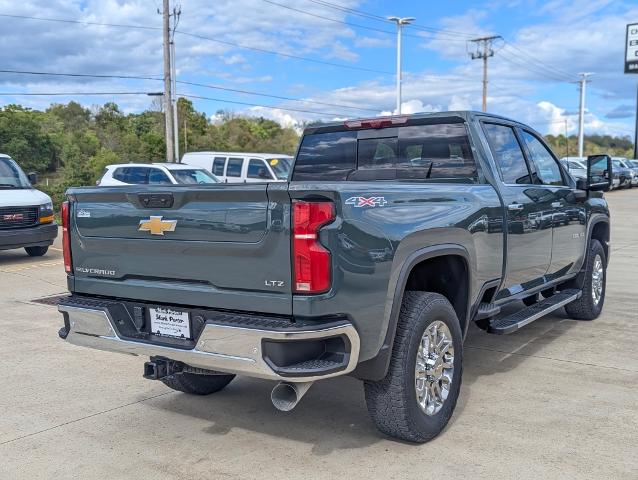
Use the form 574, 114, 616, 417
138, 216, 177, 235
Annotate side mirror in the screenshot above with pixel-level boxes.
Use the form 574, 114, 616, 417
27, 172, 38, 185
586, 154, 612, 192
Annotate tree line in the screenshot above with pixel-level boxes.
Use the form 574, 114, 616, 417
0, 99, 299, 207
0, 99, 634, 208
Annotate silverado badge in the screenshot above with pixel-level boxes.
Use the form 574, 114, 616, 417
138, 216, 177, 235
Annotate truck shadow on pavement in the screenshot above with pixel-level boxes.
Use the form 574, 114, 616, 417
149, 302, 579, 452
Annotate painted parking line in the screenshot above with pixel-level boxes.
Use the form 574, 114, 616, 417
0, 260, 64, 273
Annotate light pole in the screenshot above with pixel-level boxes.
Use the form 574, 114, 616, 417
388, 16, 415, 115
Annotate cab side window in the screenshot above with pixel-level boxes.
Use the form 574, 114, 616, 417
113, 167, 149, 184
226, 158, 244, 178
247, 159, 273, 179
148, 168, 172, 185
483, 123, 532, 184
520, 131, 564, 186
212, 157, 226, 176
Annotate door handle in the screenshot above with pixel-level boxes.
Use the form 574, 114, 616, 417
551, 202, 563, 208
508, 203, 524, 211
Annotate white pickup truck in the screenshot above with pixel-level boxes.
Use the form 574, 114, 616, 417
0, 154, 57, 256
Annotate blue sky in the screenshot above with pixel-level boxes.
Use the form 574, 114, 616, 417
0, 0, 636, 138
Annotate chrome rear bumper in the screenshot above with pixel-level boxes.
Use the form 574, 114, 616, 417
58, 302, 360, 382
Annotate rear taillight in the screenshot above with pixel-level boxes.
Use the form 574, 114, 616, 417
61, 201, 72, 274
292, 200, 335, 294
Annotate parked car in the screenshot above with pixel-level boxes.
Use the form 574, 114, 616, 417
0, 154, 57, 257
57, 112, 613, 443
611, 158, 634, 189
613, 157, 638, 187
98, 163, 219, 186
559, 157, 587, 180
181, 152, 293, 183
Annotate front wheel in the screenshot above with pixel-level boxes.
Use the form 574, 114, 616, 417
364, 292, 462, 443
564, 239, 606, 320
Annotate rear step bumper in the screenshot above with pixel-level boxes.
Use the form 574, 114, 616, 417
58, 300, 360, 382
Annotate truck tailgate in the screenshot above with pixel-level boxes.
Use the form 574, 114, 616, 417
68, 184, 292, 315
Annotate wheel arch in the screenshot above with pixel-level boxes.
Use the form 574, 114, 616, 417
353, 244, 473, 381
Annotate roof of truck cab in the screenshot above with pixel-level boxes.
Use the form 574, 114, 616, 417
181, 152, 293, 158
302, 111, 530, 135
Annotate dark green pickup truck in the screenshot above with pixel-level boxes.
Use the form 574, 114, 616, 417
57, 112, 612, 442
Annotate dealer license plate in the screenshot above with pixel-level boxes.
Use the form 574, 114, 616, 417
149, 307, 191, 339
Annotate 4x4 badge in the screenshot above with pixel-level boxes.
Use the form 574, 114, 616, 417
345, 196, 387, 208
138, 216, 177, 235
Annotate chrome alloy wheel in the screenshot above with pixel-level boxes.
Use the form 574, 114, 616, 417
415, 321, 455, 416
591, 254, 604, 306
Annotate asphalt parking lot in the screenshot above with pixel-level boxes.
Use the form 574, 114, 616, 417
0, 190, 637, 480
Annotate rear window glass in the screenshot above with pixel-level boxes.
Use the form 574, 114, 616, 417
292, 131, 357, 181
292, 123, 477, 182
113, 167, 149, 184
226, 158, 243, 177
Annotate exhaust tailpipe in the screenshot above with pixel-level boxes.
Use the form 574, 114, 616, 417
271, 381, 314, 411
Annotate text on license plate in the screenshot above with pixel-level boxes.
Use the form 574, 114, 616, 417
150, 307, 191, 339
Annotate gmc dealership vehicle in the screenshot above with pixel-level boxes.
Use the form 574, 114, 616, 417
57, 112, 611, 442
0, 154, 57, 256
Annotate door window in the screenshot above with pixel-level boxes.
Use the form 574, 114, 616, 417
113, 167, 149, 184
483, 124, 532, 184
226, 158, 244, 177
520, 131, 564, 186
247, 159, 273, 179
148, 168, 172, 184
212, 157, 226, 176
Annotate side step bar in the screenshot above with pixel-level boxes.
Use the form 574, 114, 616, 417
488, 289, 581, 335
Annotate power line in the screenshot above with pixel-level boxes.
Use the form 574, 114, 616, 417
0, 69, 382, 113
304, 0, 477, 38
0, 11, 393, 76
260, 0, 423, 40
497, 50, 574, 83
501, 40, 574, 81
0, 91, 158, 96
175, 31, 393, 75
177, 80, 379, 113
0, 69, 162, 81
0, 13, 160, 31
181, 94, 344, 117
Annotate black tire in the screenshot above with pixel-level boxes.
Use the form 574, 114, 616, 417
161, 372, 235, 395
364, 292, 463, 443
25, 246, 48, 257
564, 239, 606, 320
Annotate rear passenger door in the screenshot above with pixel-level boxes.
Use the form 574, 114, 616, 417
519, 129, 586, 276
483, 123, 553, 292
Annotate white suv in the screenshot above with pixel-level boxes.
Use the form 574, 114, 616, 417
181, 152, 293, 183
98, 163, 219, 186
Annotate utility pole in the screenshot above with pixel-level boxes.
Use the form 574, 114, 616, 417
388, 17, 415, 115
577, 72, 593, 158
162, 0, 175, 162
469, 36, 501, 112
171, 39, 179, 161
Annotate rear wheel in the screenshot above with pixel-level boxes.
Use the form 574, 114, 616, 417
25, 246, 48, 257
364, 292, 462, 443
564, 239, 606, 320
161, 372, 235, 395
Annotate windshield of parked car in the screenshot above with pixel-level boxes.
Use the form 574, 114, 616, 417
567, 161, 586, 170
612, 160, 624, 169
0, 157, 30, 189
629, 160, 638, 168
267, 157, 292, 180
169, 168, 219, 184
